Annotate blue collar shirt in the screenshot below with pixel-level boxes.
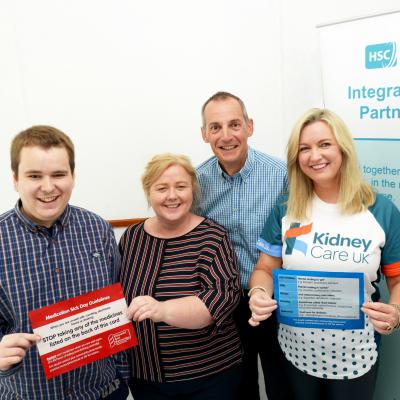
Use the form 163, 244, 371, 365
196, 147, 287, 288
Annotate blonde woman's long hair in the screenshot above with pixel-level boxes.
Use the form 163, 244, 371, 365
286, 108, 375, 220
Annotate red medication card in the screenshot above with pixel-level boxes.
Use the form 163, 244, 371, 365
29, 283, 137, 379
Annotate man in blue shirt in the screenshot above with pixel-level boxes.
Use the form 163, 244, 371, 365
197, 92, 292, 400
0, 126, 129, 399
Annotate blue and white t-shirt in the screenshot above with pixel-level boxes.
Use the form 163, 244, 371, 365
257, 193, 400, 380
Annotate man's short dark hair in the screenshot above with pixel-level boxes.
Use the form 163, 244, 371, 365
201, 91, 250, 127
11, 125, 75, 177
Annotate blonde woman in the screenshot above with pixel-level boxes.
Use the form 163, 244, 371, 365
119, 153, 242, 400
248, 109, 400, 400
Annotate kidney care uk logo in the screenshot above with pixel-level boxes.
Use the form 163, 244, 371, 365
365, 42, 397, 69
284, 222, 313, 256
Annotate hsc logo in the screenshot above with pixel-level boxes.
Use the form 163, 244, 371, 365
365, 42, 397, 69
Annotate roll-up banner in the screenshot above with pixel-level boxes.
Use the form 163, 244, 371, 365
318, 11, 400, 207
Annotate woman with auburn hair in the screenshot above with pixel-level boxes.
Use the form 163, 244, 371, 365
248, 109, 400, 400
119, 153, 242, 400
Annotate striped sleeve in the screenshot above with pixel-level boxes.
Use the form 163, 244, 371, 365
196, 232, 240, 328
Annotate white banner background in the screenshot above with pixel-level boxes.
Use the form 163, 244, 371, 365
319, 11, 400, 400
319, 11, 400, 207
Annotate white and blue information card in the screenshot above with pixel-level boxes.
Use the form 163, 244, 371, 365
273, 269, 364, 330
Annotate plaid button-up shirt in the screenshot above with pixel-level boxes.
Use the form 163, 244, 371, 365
0, 202, 128, 399
196, 147, 288, 287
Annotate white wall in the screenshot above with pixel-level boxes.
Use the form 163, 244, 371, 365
0, 0, 285, 219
